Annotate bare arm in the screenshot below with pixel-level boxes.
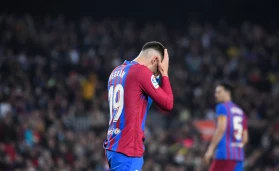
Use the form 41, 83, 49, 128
208, 116, 227, 151
137, 70, 173, 111
242, 130, 249, 146
242, 115, 249, 146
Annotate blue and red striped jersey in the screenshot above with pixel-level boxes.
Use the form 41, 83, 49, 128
103, 60, 173, 157
215, 101, 247, 161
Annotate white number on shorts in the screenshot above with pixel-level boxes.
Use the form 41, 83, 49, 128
108, 84, 124, 124
233, 116, 243, 140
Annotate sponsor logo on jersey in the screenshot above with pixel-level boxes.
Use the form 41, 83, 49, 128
108, 129, 113, 136
107, 128, 121, 136
114, 128, 121, 135
151, 75, 159, 89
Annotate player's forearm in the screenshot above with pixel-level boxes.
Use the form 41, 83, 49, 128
161, 73, 168, 77
242, 140, 248, 147
208, 129, 224, 151
242, 130, 249, 146
138, 71, 173, 111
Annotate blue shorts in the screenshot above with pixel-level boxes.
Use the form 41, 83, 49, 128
234, 161, 243, 171
105, 150, 144, 171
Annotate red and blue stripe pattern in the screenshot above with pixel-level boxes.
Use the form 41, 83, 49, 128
215, 102, 245, 161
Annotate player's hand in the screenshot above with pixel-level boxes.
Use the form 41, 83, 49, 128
158, 49, 169, 77
204, 148, 214, 165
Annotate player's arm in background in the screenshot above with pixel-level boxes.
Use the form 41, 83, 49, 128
147, 76, 161, 109
207, 104, 227, 154
209, 104, 227, 150
242, 115, 249, 146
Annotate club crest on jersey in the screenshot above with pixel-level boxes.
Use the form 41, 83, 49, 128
151, 75, 159, 89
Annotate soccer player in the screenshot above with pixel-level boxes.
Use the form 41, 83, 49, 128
104, 41, 173, 171
204, 82, 249, 171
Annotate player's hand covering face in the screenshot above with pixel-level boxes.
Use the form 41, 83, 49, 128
157, 49, 169, 77
155, 60, 161, 77
151, 54, 162, 76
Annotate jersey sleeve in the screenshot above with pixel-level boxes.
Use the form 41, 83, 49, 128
137, 69, 173, 111
147, 76, 161, 109
216, 104, 227, 117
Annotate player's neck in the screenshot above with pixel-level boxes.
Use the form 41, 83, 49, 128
223, 99, 232, 103
133, 56, 148, 66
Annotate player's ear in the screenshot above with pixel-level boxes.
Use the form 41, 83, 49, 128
151, 56, 158, 65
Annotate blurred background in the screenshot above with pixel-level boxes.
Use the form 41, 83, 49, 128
0, 0, 279, 171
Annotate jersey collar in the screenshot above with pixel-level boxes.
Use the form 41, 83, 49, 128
123, 60, 138, 65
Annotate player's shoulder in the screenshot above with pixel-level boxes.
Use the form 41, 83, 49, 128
128, 63, 153, 76
131, 63, 151, 72
232, 102, 245, 115
216, 103, 228, 115
110, 64, 124, 73
216, 103, 226, 109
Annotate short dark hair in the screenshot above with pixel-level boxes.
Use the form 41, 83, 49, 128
142, 41, 165, 58
218, 81, 234, 95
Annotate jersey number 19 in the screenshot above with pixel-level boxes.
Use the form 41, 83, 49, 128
108, 84, 124, 124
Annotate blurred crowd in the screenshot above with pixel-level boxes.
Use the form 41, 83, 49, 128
0, 14, 279, 171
